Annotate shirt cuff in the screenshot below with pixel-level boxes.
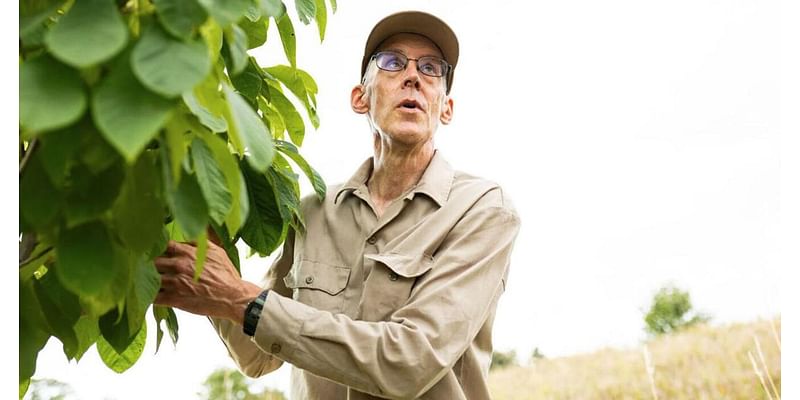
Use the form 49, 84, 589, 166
251, 291, 306, 361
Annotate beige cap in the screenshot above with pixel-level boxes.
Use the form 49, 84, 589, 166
361, 11, 459, 94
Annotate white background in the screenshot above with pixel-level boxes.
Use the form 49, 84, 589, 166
8, 0, 797, 399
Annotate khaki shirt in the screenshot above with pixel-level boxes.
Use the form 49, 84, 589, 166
212, 151, 520, 399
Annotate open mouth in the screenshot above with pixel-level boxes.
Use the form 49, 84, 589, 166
398, 99, 422, 111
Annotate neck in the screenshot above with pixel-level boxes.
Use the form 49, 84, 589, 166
368, 136, 434, 205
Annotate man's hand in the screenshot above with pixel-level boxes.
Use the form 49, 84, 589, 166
154, 240, 262, 325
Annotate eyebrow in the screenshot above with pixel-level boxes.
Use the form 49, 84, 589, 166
382, 48, 444, 59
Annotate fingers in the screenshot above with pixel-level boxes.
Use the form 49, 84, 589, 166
154, 254, 192, 275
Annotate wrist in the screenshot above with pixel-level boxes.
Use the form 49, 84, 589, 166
231, 282, 264, 325
243, 289, 270, 336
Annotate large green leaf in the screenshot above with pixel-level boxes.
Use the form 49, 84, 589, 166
97, 322, 146, 373
20, 280, 51, 384
192, 138, 233, 225
184, 73, 228, 132
276, 14, 296, 68
170, 169, 210, 240
259, 97, 286, 141
131, 24, 212, 98
64, 161, 125, 227
163, 113, 190, 183
238, 17, 267, 49
92, 54, 174, 163
77, 243, 132, 319
153, 306, 179, 353
20, 0, 64, 38
45, 0, 128, 68
268, 156, 301, 225
38, 124, 83, 187
314, 0, 327, 41
33, 270, 81, 359
197, 0, 250, 27
263, 82, 305, 145
113, 153, 165, 252
239, 161, 284, 255
231, 58, 263, 103
295, 0, 316, 25
152, 0, 208, 39
55, 222, 116, 296
99, 308, 137, 354
224, 24, 249, 75
20, 155, 62, 230
20, 56, 87, 135
223, 85, 274, 172
276, 140, 326, 199
126, 258, 161, 337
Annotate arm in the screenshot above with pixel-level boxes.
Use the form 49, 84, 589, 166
252, 204, 520, 398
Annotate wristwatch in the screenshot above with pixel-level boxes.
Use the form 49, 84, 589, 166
243, 289, 269, 336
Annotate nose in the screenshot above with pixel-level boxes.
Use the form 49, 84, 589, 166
402, 60, 421, 90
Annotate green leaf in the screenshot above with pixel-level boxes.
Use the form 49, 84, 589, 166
231, 59, 263, 103
20, 0, 64, 38
77, 245, 132, 318
45, 0, 128, 68
92, 53, 174, 163
33, 270, 81, 360
20, 279, 52, 383
131, 24, 212, 98
153, 306, 179, 353
264, 65, 319, 129
197, 0, 250, 27
20, 379, 31, 399
200, 18, 224, 63
314, 0, 327, 41
71, 316, 101, 362
126, 258, 161, 337
199, 131, 249, 234
224, 24, 249, 75
223, 85, 274, 172
184, 73, 228, 132
99, 308, 137, 354
276, 14, 296, 68
113, 153, 166, 252
239, 161, 284, 255
97, 322, 146, 373
259, 97, 286, 141
170, 169, 210, 239
20, 155, 62, 230
210, 223, 240, 271
329, 0, 337, 13
238, 17, 267, 49
55, 222, 116, 296
163, 113, 190, 183
276, 140, 325, 199
295, 0, 316, 25
192, 138, 233, 224
259, 0, 286, 18
152, 0, 208, 39
268, 156, 301, 224
263, 82, 305, 145
20, 55, 87, 135
38, 124, 84, 187
64, 161, 125, 227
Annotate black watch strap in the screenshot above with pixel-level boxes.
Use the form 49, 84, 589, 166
243, 290, 269, 337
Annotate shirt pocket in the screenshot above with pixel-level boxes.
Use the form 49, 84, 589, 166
283, 259, 351, 314
359, 252, 434, 321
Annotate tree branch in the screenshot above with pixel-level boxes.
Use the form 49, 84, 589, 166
19, 138, 38, 174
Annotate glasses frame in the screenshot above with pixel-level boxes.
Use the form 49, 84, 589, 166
370, 51, 452, 78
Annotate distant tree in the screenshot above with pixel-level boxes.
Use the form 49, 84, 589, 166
644, 285, 710, 336
530, 347, 545, 361
490, 349, 518, 370
25, 378, 76, 400
199, 368, 286, 400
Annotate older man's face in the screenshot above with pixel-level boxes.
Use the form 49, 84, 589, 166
361, 33, 453, 146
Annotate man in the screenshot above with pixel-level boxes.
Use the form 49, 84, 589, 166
155, 11, 520, 400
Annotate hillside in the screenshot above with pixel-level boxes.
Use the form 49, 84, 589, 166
489, 317, 781, 399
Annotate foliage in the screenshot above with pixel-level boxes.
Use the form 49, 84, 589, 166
19, 0, 334, 394
490, 349, 518, 371
644, 285, 711, 336
488, 318, 781, 400
199, 368, 286, 400
24, 378, 76, 400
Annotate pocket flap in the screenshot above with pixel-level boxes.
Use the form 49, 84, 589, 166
364, 252, 434, 278
283, 260, 350, 295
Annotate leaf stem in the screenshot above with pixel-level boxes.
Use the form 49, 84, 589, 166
19, 138, 38, 174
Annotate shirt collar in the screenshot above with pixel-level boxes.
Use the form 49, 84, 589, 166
334, 150, 455, 207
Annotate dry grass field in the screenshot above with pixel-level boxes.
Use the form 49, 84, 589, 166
489, 317, 781, 400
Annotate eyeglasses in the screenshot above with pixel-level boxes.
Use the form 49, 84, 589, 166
371, 51, 451, 78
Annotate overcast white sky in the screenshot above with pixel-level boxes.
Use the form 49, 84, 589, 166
18, 0, 798, 399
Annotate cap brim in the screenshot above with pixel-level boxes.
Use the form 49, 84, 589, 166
361, 11, 459, 93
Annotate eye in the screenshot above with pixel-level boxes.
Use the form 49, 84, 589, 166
418, 59, 442, 76
377, 52, 406, 71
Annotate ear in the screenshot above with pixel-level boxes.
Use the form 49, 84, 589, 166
439, 96, 454, 125
351, 84, 369, 114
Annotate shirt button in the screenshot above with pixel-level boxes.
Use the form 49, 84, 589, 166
389, 272, 399, 281
367, 236, 377, 245
271, 343, 281, 353
305, 275, 314, 284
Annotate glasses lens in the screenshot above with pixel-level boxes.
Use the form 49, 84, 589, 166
375, 52, 406, 71
417, 57, 446, 77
